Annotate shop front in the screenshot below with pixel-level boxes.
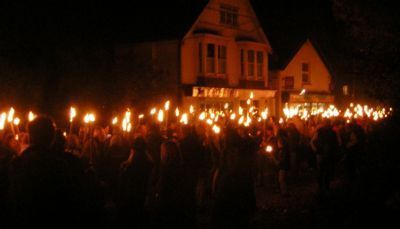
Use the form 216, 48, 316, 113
182, 86, 276, 115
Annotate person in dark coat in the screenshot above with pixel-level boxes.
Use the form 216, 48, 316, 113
179, 125, 205, 222
156, 140, 194, 228
268, 129, 291, 196
344, 121, 366, 187
212, 127, 257, 228
311, 119, 339, 195
8, 116, 89, 227
117, 136, 153, 228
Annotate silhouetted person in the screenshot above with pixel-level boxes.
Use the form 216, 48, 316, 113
156, 140, 193, 228
8, 116, 88, 227
117, 136, 153, 228
268, 129, 291, 196
311, 119, 339, 195
180, 125, 205, 224
344, 121, 366, 188
212, 128, 257, 228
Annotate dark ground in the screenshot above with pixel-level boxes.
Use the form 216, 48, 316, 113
196, 117, 400, 229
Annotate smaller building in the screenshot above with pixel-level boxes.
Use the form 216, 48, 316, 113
270, 39, 334, 116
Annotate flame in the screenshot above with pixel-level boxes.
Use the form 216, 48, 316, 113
69, 107, 76, 122
7, 107, 15, 123
13, 117, 20, 126
164, 100, 170, 111
127, 123, 132, 132
0, 113, 7, 130
150, 108, 157, 115
212, 125, 221, 134
175, 108, 180, 117
180, 113, 188, 125
230, 113, 236, 120
238, 116, 244, 125
189, 105, 195, 114
157, 110, 164, 122
265, 145, 273, 153
261, 108, 268, 120
138, 114, 144, 119
28, 111, 37, 122
199, 112, 206, 121
84, 113, 95, 123
246, 99, 251, 105
239, 106, 243, 115
250, 91, 254, 99
112, 117, 118, 125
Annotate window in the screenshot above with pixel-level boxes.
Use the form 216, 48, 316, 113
220, 4, 238, 26
206, 44, 215, 73
302, 63, 310, 84
199, 43, 203, 73
284, 76, 294, 89
240, 49, 245, 78
343, 85, 349, 96
247, 50, 255, 77
253, 100, 260, 108
218, 45, 227, 74
257, 51, 263, 80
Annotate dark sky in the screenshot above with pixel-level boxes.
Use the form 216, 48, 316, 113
0, 0, 398, 113
0, 0, 335, 46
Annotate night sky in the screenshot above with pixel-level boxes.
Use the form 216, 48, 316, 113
0, 0, 398, 115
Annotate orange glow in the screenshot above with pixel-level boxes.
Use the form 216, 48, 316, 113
69, 107, 76, 122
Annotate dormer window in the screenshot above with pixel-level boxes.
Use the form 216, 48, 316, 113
302, 63, 310, 84
220, 4, 238, 26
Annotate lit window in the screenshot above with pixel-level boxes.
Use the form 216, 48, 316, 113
220, 4, 238, 26
284, 76, 294, 89
257, 51, 263, 80
199, 43, 203, 73
218, 45, 227, 74
248, 50, 255, 77
302, 63, 310, 84
207, 44, 215, 73
240, 49, 245, 78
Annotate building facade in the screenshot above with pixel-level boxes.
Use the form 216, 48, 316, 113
115, 0, 334, 117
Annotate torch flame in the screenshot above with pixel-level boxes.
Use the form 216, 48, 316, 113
8, 108, 15, 123
28, 111, 37, 122
112, 117, 118, 125
84, 113, 95, 123
180, 113, 188, 125
157, 110, 164, 122
13, 117, 20, 126
212, 124, 221, 134
69, 107, 76, 123
0, 113, 7, 130
164, 100, 170, 111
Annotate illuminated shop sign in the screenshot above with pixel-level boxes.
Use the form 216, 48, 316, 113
192, 87, 239, 98
290, 94, 334, 103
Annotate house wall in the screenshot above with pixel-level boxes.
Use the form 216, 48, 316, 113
181, 0, 270, 88
280, 40, 331, 93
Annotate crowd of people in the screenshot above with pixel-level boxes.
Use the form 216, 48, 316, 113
0, 113, 374, 228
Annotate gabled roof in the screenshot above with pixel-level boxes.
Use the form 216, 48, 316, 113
113, 0, 209, 43
267, 35, 335, 79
